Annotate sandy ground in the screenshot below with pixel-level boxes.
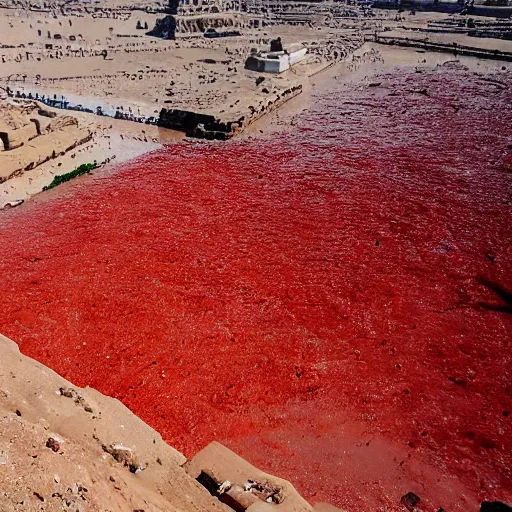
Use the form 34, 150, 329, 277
0, 7, 349, 120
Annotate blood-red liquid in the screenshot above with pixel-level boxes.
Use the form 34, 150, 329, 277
1, 69, 511, 511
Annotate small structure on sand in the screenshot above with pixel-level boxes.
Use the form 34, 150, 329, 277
245, 43, 308, 73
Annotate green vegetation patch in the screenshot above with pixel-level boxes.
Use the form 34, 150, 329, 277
43, 162, 97, 191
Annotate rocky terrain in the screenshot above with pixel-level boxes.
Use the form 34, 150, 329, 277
0, 100, 92, 183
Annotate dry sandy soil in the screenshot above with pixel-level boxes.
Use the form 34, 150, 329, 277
0, 6, 344, 119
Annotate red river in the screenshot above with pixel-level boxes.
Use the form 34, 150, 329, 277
1, 66, 511, 511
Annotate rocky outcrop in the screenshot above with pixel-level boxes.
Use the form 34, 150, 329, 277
158, 84, 302, 140
186, 442, 314, 512
0, 100, 93, 183
147, 14, 177, 39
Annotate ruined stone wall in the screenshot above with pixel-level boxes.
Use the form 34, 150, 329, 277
176, 13, 246, 33
178, 0, 241, 16
157, 84, 302, 140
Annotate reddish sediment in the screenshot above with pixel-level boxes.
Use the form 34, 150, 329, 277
0, 68, 511, 511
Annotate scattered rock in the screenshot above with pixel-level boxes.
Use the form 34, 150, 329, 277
105, 443, 133, 464
46, 437, 60, 452
59, 386, 93, 413
244, 479, 283, 504
481, 502, 512, 512
104, 443, 145, 473
401, 492, 420, 511
218, 480, 231, 494
33, 491, 45, 502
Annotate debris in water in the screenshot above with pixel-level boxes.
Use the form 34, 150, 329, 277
481, 502, 512, 512
401, 492, 421, 511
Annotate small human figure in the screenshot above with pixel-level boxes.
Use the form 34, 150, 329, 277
270, 37, 283, 52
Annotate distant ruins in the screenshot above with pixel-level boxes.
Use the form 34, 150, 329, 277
0, 100, 91, 183
149, 0, 246, 39
147, 0, 368, 39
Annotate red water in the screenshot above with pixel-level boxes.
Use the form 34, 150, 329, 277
1, 67, 511, 511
